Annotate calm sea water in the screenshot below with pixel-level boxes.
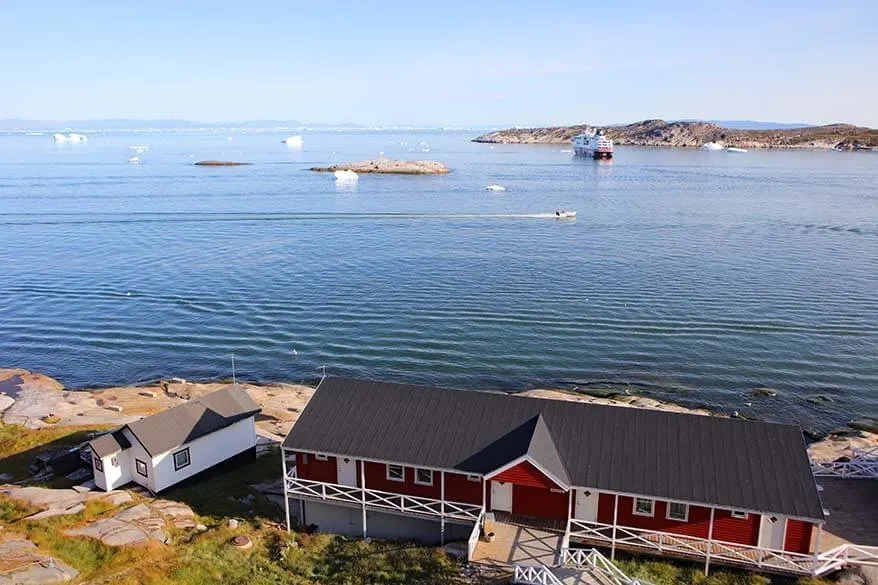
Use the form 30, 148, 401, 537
1, 131, 876, 431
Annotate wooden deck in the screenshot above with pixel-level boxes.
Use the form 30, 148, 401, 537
472, 518, 564, 567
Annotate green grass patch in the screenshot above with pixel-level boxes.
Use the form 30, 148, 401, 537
0, 422, 109, 481
613, 553, 832, 585
0, 493, 38, 523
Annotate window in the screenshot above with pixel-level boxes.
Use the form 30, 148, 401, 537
667, 502, 689, 521
466, 474, 480, 482
135, 458, 148, 477
173, 448, 191, 471
94, 457, 103, 472
315, 453, 328, 461
633, 498, 654, 517
110, 456, 118, 466
414, 468, 433, 485
386, 464, 404, 482
731, 510, 748, 520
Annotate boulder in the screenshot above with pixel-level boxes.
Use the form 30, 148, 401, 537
849, 417, 878, 434
0, 536, 78, 584
746, 387, 778, 397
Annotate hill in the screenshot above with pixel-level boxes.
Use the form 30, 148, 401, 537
473, 120, 878, 150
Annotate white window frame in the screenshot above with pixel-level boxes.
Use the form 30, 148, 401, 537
173, 448, 191, 471
414, 468, 433, 486
632, 497, 654, 517
666, 501, 689, 522
386, 464, 404, 482
730, 510, 748, 520
315, 453, 328, 461
466, 474, 480, 482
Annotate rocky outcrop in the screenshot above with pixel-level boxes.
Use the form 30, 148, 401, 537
65, 500, 195, 546
0, 537, 78, 584
473, 120, 878, 150
310, 159, 450, 175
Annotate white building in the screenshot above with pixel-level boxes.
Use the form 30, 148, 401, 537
88, 385, 260, 493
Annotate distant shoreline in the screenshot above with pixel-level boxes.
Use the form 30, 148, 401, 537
474, 119, 878, 150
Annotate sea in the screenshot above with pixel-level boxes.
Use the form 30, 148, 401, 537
1, 130, 876, 432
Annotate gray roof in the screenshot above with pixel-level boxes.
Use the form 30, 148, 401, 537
89, 430, 131, 458
283, 377, 824, 522
126, 385, 260, 457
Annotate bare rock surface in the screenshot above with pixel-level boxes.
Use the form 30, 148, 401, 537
519, 388, 713, 416
837, 566, 878, 585
0, 536, 78, 584
1, 485, 134, 519
65, 499, 196, 546
310, 159, 450, 174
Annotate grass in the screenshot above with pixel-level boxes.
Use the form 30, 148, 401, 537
614, 553, 832, 585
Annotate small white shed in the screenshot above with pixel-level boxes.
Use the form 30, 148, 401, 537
88, 385, 260, 493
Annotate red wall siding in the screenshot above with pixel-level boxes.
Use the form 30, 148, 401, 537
711, 509, 761, 546
295, 452, 338, 483
513, 485, 568, 520
445, 473, 483, 505
492, 461, 558, 489
784, 520, 814, 554
595, 493, 759, 545
363, 462, 441, 498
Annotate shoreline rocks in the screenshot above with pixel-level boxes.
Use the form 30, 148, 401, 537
310, 159, 450, 175
473, 120, 878, 150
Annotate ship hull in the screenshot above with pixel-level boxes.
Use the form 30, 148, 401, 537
574, 147, 613, 159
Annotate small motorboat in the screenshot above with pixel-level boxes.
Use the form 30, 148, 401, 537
555, 210, 577, 219
128, 156, 141, 165
726, 147, 748, 153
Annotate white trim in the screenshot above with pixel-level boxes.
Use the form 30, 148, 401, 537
632, 497, 654, 517
666, 501, 689, 522
414, 468, 434, 486
731, 509, 749, 520
386, 464, 405, 482
483, 454, 569, 490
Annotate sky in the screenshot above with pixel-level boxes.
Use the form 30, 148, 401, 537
3, 0, 877, 127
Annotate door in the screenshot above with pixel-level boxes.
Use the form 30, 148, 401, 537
758, 515, 787, 550
575, 488, 598, 522
337, 457, 357, 487
490, 481, 512, 512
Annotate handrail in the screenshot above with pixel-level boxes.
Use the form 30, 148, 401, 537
467, 508, 485, 562
811, 447, 878, 479
563, 548, 655, 585
512, 564, 564, 585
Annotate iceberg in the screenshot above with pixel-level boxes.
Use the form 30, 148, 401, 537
283, 135, 303, 148
334, 170, 359, 182
53, 133, 88, 143
485, 184, 506, 192
128, 145, 149, 153
701, 142, 724, 151
128, 156, 141, 165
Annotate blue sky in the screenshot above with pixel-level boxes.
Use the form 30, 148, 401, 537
3, 0, 876, 126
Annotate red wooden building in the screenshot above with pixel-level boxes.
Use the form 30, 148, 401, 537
281, 378, 825, 574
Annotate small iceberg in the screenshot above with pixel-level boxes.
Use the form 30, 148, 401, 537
128, 156, 141, 165
701, 142, 723, 151
128, 145, 149, 153
726, 147, 748, 153
334, 169, 359, 182
53, 132, 88, 143
283, 135, 303, 148
485, 184, 506, 192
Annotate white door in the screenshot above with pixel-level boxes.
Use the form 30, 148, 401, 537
758, 515, 787, 550
337, 457, 357, 487
575, 489, 598, 522
491, 481, 512, 512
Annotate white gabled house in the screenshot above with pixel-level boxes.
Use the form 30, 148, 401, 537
88, 385, 260, 493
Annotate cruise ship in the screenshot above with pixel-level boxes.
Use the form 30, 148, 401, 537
572, 128, 613, 159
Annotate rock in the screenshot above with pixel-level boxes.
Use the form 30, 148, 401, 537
105, 404, 124, 412
850, 417, 878, 434
28, 502, 86, 520
0, 394, 15, 413
195, 524, 207, 532
746, 387, 778, 397
64, 499, 195, 546
310, 159, 450, 175
802, 428, 825, 442
194, 160, 252, 166
807, 394, 835, 405
0, 536, 79, 584
836, 565, 878, 585
139, 390, 157, 398
228, 519, 238, 529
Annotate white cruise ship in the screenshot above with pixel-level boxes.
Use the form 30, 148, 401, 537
572, 128, 613, 159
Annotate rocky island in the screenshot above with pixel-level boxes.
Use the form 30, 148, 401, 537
310, 159, 450, 175
474, 120, 878, 150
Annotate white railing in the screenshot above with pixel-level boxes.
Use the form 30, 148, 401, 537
812, 447, 878, 479
284, 476, 482, 522
567, 519, 878, 576
512, 564, 564, 585
467, 508, 485, 562
563, 547, 654, 585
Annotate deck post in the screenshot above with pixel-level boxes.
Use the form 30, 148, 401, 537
813, 522, 823, 572
482, 478, 487, 510
704, 506, 715, 575
360, 459, 367, 538
280, 448, 291, 532
611, 494, 619, 560
440, 471, 446, 545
